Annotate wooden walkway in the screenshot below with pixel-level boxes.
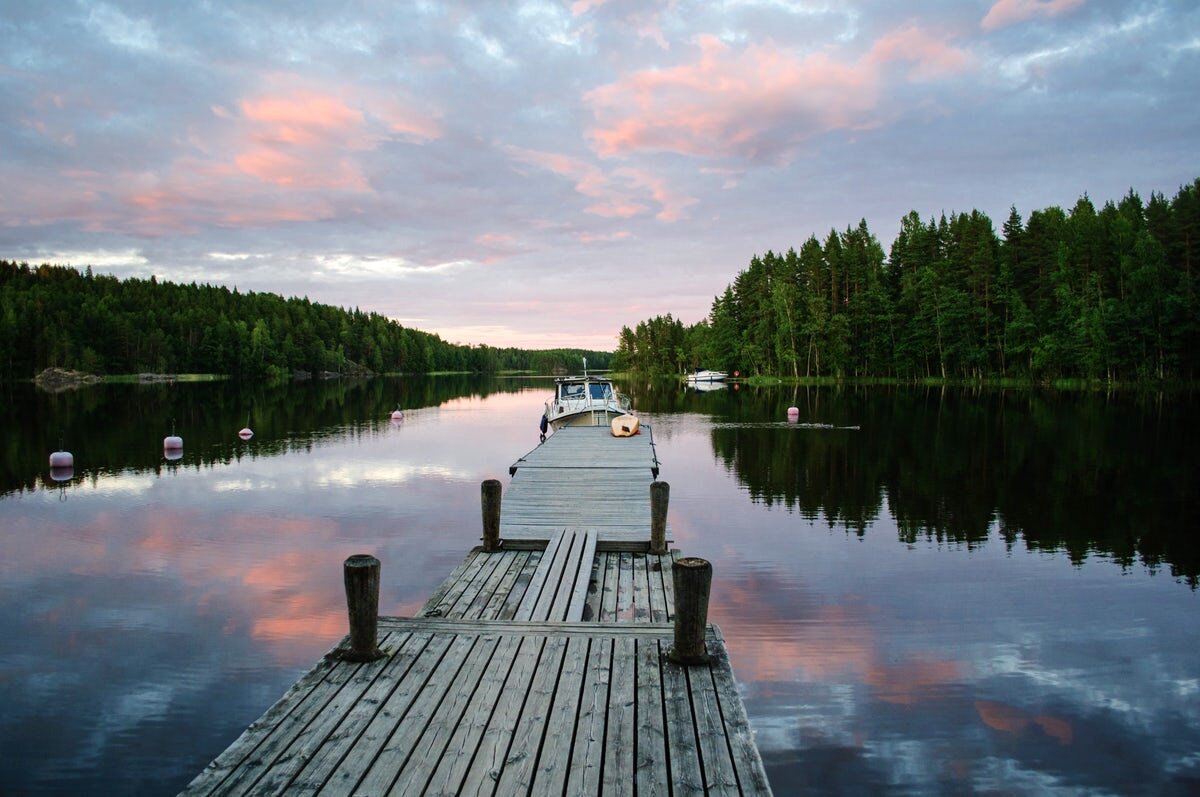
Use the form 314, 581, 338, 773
501, 426, 667, 544
181, 423, 771, 796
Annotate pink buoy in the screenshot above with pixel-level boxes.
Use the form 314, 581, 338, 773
164, 449, 183, 461
390, 408, 403, 421
238, 428, 254, 439
49, 450, 74, 468
163, 434, 183, 451
50, 465, 74, 481
786, 406, 800, 423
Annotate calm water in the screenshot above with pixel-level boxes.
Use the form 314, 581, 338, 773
1, 377, 1197, 795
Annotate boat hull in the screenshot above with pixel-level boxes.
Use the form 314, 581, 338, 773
548, 408, 625, 430
686, 370, 728, 383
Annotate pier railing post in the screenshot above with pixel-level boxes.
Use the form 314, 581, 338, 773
343, 554, 384, 662
650, 481, 669, 554
667, 556, 711, 665
481, 479, 502, 551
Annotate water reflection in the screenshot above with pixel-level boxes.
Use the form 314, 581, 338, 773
1, 378, 1197, 795
630, 381, 1200, 588
0, 374, 537, 498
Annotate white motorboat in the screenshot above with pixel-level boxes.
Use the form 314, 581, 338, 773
541, 374, 632, 435
685, 369, 728, 383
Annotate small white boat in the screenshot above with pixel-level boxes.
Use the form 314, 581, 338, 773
541, 374, 632, 435
685, 369, 728, 383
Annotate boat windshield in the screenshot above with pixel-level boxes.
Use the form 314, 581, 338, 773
589, 383, 612, 400
560, 383, 585, 399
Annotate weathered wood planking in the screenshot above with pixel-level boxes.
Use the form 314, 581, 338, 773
419, 544, 673, 625
502, 425, 671, 543
513, 529, 597, 622
179, 620, 771, 796
509, 425, 661, 474
183, 423, 773, 797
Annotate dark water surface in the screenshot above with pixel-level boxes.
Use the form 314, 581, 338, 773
1, 377, 1197, 795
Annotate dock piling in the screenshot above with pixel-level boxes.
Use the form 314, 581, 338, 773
482, 479, 502, 551
650, 481, 669, 554
667, 556, 712, 665
342, 554, 384, 662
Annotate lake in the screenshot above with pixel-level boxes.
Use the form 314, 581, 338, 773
1, 376, 1197, 795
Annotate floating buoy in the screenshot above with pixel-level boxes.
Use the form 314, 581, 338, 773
390, 406, 403, 421
238, 427, 254, 439
787, 406, 800, 422
49, 449, 74, 468
49, 465, 74, 481
164, 449, 183, 461
164, 419, 183, 451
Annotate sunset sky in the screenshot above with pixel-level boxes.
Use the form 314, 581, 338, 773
2, 1, 1197, 350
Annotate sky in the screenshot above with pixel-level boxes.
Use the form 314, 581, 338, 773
2, 1, 1197, 351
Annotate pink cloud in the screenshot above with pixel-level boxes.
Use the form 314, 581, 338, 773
505, 144, 652, 219
232, 90, 375, 190
241, 92, 365, 147
981, 0, 1086, 31
867, 23, 976, 80
586, 28, 974, 162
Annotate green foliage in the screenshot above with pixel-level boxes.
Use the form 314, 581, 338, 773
620, 179, 1200, 383
0, 263, 613, 379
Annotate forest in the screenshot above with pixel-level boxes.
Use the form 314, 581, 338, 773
615, 179, 1200, 383
0, 261, 610, 379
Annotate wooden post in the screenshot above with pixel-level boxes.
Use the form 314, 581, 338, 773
667, 556, 711, 665
343, 554, 384, 662
481, 479, 502, 551
650, 481, 669, 554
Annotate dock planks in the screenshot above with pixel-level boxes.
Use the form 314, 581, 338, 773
181, 621, 769, 796
501, 425, 669, 544
181, 420, 771, 796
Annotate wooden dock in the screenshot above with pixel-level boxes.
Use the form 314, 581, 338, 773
181, 424, 771, 796
501, 426, 667, 545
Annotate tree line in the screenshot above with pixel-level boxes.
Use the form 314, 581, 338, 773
0, 261, 611, 379
615, 179, 1200, 383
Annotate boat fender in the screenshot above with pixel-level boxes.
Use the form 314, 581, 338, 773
539, 414, 549, 435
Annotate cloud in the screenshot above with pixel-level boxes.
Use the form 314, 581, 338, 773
866, 23, 976, 81
85, 3, 160, 53
505, 144, 650, 218
981, 0, 1086, 32
585, 28, 973, 163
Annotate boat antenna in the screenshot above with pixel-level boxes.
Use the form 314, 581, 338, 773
583, 356, 587, 377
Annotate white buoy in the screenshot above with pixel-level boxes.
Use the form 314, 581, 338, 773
238, 427, 254, 439
49, 450, 74, 468
164, 418, 183, 451
786, 406, 800, 423
390, 407, 403, 421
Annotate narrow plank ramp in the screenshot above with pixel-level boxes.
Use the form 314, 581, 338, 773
513, 529, 598, 622
179, 619, 772, 796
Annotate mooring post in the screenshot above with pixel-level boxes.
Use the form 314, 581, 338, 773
667, 556, 712, 665
343, 554, 384, 662
650, 481, 669, 554
481, 479, 502, 551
